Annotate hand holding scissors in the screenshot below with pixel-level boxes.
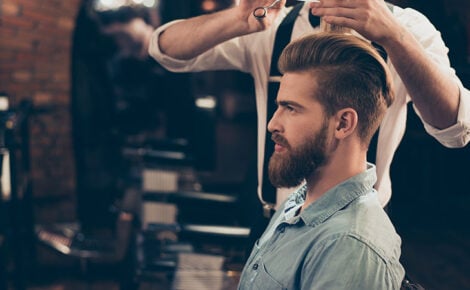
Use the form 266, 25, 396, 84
253, 0, 282, 19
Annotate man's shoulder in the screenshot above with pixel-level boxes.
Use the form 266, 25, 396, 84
389, 4, 433, 28
313, 194, 401, 258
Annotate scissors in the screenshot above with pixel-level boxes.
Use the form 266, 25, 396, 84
253, 0, 282, 19
253, 0, 320, 19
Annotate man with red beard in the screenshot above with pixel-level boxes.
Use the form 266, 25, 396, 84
238, 33, 404, 289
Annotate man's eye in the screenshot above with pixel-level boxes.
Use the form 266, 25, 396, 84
286, 105, 295, 112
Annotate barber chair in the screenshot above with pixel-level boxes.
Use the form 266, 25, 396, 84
35, 188, 139, 289
122, 138, 249, 289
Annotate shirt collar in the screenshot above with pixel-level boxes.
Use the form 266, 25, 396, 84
283, 163, 377, 227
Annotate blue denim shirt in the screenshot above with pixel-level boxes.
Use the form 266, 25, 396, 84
238, 164, 404, 290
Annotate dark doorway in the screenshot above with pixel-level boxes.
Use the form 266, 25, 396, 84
70, 0, 257, 230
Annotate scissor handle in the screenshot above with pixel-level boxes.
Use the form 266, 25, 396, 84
253, 6, 267, 19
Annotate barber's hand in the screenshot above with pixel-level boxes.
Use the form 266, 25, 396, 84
236, 0, 286, 32
310, 0, 402, 45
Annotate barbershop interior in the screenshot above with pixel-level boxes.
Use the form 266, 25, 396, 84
0, 0, 469, 289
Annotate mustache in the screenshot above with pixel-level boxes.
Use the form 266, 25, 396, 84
271, 133, 289, 148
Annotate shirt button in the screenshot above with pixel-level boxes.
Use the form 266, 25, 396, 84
252, 263, 259, 270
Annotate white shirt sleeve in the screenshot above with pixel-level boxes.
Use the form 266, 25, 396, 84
148, 20, 251, 73
395, 7, 470, 148
418, 85, 470, 148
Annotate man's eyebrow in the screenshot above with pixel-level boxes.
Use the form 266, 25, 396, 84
276, 99, 303, 108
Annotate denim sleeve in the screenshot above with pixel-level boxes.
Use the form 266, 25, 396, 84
301, 235, 404, 290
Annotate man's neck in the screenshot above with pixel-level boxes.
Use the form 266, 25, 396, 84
303, 149, 367, 210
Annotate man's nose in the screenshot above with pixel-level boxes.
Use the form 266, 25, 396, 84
267, 109, 280, 133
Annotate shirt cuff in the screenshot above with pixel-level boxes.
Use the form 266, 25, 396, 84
420, 84, 470, 148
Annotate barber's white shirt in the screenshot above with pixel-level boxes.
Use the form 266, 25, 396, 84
150, 4, 470, 207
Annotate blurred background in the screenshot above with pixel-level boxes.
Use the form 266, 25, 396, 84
0, 0, 469, 289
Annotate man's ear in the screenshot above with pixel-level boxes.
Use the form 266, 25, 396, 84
334, 108, 358, 139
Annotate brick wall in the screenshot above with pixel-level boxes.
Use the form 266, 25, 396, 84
0, 0, 81, 222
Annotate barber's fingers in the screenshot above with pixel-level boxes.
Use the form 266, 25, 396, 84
311, 6, 359, 19
310, 0, 390, 26
310, 0, 359, 9
309, 0, 367, 23
312, 0, 399, 44
321, 15, 359, 28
